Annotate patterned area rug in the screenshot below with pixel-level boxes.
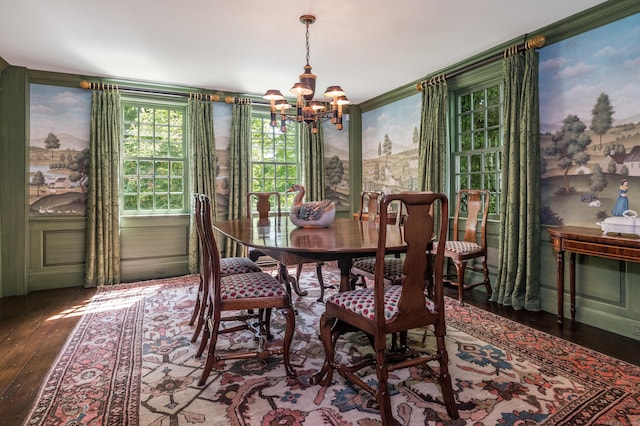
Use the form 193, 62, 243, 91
26, 263, 640, 425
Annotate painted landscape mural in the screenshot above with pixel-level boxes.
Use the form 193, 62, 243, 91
29, 84, 91, 216
361, 93, 421, 196
539, 13, 640, 227
323, 120, 350, 211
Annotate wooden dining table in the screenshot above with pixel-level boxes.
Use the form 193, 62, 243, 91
212, 216, 406, 296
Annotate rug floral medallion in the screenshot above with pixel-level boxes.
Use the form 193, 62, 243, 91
26, 263, 640, 425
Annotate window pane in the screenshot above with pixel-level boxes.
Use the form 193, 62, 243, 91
453, 83, 503, 218
122, 103, 187, 214
250, 115, 300, 209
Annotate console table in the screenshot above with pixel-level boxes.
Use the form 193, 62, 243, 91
547, 226, 640, 327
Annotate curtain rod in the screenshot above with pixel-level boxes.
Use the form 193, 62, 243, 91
80, 80, 221, 101
80, 80, 276, 106
417, 34, 546, 90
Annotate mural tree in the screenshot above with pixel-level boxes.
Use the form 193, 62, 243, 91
543, 114, 592, 194
32, 170, 45, 195
44, 132, 60, 160
412, 126, 419, 145
325, 155, 344, 191
383, 134, 393, 166
589, 164, 608, 197
68, 148, 89, 201
590, 92, 614, 149
606, 142, 626, 155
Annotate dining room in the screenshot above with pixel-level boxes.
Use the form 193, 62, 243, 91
2, 0, 640, 424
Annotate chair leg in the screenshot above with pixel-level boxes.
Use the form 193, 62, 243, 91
195, 304, 213, 358
435, 334, 460, 419
375, 347, 394, 425
311, 313, 340, 386
263, 308, 273, 340
482, 257, 492, 296
280, 306, 297, 378
454, 261, 467, 305
191, 293, 207, 343
316, 262, 325, 302
189, 279, 203, 326
198, 316, 220, 386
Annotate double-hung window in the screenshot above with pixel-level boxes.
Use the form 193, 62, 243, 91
121, 102, 187, 213
452, 83, 503, 216
250, 113, 300, 210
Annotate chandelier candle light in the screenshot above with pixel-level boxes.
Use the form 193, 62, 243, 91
263, 15, 349, 134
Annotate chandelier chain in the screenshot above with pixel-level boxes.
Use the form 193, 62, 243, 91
305, 21, 310, 66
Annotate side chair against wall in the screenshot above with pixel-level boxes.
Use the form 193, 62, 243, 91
312, 192, 459, 424
247, 191, 327, 300
431, 188, 491, 305
246, 191, 282, 264
196, 194, 296, 385
350, 191, 405, 288
190, 193, 262, 347
245, 191, 327, 302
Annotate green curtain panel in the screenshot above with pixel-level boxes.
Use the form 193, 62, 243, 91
418, 80, 447, 230
417, 80, 447, 194
301, 123, 325, 201
187, 99, 216, 273
85, 90, 122, 287
491, 49, 541, 310
225, 100, 252, 257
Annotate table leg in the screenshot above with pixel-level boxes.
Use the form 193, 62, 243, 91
569, 252, 576, 324
277, 263, 308, 297
337, 257, 354, 292
556, 250, 564, 327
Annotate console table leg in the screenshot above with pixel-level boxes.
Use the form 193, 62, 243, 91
569, 252, 576, 324
557, 250, 564, 327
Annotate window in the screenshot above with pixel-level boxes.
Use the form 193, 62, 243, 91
121, 103, 187, 213
250, 114, 300, 209
453, 83, 502, 215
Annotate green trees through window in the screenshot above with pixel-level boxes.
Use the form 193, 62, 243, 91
454, 83, 503, 216
250, 115, 300, 209
122, 104, 186, 213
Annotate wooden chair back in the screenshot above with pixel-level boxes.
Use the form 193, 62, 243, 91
357, 191, 383, 222
247, 191, 282, 223
375, 192, 448, 328
453, 189, 490, 248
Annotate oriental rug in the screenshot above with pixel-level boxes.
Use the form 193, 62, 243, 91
25, 263, 640, 425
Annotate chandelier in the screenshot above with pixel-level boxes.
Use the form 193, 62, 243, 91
263, 15, 349, 134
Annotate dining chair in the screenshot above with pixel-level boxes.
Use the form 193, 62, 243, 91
190, 193, 262, 347
246, 191, 282, 263
196, 194, 296, 385
247, 191, 328, 301
313, 192, 459, 424
350, 192, 405, 288
432, 188, 491, 305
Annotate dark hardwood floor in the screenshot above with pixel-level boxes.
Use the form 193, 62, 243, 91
0, 283, 637, 425
0, 286, 97, 425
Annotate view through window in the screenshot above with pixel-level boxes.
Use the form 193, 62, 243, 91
453, 83, 502, 215
250, 115, 300, 210
121, 103, 187, 213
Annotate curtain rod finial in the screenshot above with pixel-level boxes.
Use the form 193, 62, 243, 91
80, 80, 90, 90
528, 34, 546, 49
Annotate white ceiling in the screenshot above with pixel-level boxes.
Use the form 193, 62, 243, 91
0, 0, 607, 104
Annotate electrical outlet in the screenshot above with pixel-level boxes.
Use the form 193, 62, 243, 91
633, 325, 640, 336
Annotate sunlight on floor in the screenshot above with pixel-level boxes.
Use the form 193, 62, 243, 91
46, 284, 164, 320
